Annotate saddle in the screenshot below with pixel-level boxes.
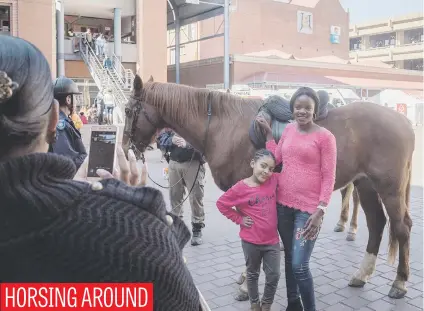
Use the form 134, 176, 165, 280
248, 90, 332, 172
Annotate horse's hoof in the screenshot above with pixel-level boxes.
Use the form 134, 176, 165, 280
234, 290, 249, 301
334, 224, 345, 232
388, 283, 407, 299
236, 273, 245, 285
348, 278, 366, 287
346, 232, 356, 241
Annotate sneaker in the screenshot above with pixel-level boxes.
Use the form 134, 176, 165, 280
250, 303, 261, 311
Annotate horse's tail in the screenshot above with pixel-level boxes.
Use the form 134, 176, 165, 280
387, 159, 412, 265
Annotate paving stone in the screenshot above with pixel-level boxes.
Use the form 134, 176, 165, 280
342, 296, 373, 309
212, 277, 236, 287
318, 292, 345, 305
359, 289, 386, 302
367, 299, 397, 311
324, 303, 354, 311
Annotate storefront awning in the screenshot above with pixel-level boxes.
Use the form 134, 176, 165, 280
241, 72, 423, 91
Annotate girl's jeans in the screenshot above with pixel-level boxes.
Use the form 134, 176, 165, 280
277, 204, 320, 311
241, 240, 281, 305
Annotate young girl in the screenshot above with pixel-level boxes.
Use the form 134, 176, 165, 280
216, 149, 280, 311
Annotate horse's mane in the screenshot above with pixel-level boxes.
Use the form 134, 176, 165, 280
142, 82, 263, 125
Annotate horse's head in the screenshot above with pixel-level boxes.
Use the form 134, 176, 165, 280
122, 74, 164, 158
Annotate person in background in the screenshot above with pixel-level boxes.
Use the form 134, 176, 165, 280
256, 87, 337, 311
49, 76, 87, 173
85, 28, 93, 51
79, 111, 88, 125
156, 128, 172, 162
217, 149, 281, 311
0, 35, 202, 311
159, 130, 206, 246
71, 111, 83, 130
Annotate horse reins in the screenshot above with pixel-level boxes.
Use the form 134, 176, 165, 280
125, 93, 213, 214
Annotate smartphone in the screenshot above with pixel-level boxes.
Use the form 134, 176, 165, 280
86, 125, 117, 181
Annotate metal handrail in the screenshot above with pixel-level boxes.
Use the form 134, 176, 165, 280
79, 38, 127, 124
111, 53, 135, 90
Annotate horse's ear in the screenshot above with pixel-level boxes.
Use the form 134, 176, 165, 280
133, 75, 143, 95
148, 75, 154, 82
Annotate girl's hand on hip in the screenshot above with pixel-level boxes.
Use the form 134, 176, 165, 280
303, 210, 324, 240
242, 216, 254, 228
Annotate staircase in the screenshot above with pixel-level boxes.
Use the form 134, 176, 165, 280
78, 39, 135, 125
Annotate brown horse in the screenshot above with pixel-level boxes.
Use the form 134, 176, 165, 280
123, 76, 415, 299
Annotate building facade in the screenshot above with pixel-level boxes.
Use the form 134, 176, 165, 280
0, 0, 168, 82
0, 0, 56, 77
167, 0, 350, 66
349, 13, 424, 71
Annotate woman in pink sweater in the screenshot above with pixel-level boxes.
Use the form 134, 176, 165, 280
256, 87, 337, 311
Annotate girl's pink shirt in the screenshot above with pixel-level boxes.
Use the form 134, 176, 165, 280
266, 123, 337, 214
216, 174, 279, 245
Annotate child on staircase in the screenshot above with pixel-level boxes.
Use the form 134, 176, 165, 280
216, 149, 281, 311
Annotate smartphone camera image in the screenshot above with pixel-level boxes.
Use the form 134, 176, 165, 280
87, 128, 117, 178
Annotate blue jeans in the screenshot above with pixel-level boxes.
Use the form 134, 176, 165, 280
277, 204, 320, 311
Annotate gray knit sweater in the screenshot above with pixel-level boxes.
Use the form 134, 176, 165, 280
0, 153, 201, 311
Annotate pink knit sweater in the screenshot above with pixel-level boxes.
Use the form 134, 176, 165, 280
266, 123, 337, 214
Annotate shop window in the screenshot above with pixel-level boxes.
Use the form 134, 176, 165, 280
0, 6, 11, 36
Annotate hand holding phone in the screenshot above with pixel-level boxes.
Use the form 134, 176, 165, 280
97, 146, 148, 187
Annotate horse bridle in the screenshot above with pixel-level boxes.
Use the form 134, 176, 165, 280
124, 93, 213, 212
124, 96, 158, 161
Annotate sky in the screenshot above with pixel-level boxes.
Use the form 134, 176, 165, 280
339, 0, 423, 24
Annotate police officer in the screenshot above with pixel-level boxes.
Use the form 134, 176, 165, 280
49, 76, 87, 172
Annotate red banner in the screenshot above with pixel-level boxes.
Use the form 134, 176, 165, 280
0, 283, 153, 311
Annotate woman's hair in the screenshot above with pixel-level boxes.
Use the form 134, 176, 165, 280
0, 36, 54, 158
289, 87, 320, 116
253, 148, 276, 163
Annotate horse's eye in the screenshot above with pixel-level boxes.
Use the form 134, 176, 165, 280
125, 108, 131, 116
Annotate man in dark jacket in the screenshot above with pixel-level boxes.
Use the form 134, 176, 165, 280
159, 130, 206, 246
49, 76, 87, 172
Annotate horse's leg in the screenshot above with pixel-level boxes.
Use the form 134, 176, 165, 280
377, 163, 412, 299
346, 186, 360, 241
334, 183, 354, 232
349, 178, 386, 288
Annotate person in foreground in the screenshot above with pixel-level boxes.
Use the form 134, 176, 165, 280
256, 87, 337, 311
216, 149, 281, 311
0, 35, 201, 311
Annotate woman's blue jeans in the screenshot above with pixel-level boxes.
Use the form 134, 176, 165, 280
277, 204, 320, 311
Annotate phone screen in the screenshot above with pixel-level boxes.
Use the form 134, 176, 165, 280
87, 130, 117, 177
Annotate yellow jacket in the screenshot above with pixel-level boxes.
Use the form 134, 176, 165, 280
71, 113, 83, 130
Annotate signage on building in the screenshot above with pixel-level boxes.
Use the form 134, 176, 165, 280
297, 11, 313, 34
396, 103, 407, 115
185, 0, 200, 4
330, 25, 341, 44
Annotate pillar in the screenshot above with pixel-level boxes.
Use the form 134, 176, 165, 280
56, 0, 65, 76
223, 0, 230, 89
396, 31, 405, 46
114, 8, 122, 61
136, 0, 167, 82
361, 35, 370, 50
175, 15, 181, 84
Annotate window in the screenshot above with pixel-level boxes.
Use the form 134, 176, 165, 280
170, 48, 175, 65
180, 45, 186, 55
0, 6, 11, 36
